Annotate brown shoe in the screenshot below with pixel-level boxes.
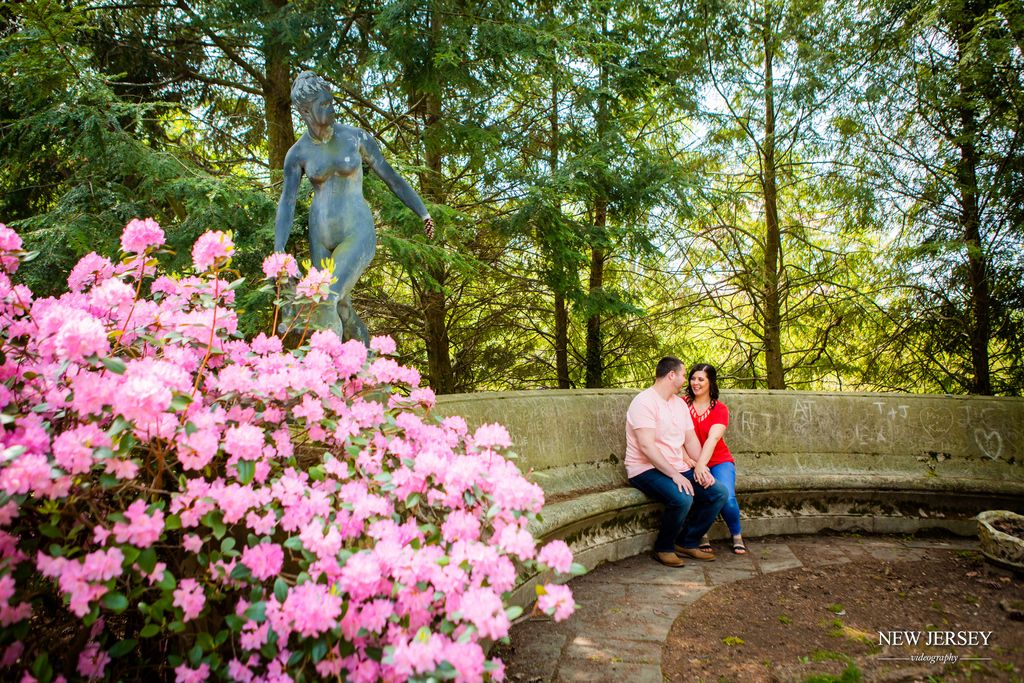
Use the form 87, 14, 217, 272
675, 546, 716, 561
654, 551, 686, 567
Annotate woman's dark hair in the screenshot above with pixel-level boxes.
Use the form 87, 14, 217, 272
685, 363, 719, 407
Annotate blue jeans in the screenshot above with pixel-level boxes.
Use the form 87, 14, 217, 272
710, 461, 742, 536
629, 468, 728, 553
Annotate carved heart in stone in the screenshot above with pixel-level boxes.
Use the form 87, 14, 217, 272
919, 407, 953, 442
974, 428, 1004, 461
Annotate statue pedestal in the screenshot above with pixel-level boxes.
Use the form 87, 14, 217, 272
277, 298, 345, 347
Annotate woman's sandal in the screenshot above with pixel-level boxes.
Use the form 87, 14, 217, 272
732, 539, 747, 555
698, 535, 714, 553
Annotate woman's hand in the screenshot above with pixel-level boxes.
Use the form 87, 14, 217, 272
694, 463, 715, 488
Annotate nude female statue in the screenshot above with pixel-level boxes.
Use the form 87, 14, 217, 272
274, 71, 434, 345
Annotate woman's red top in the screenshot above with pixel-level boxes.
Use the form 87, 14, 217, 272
688, 400, 733, 467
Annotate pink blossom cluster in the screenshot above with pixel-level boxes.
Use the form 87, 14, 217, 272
0, 219, 577, 682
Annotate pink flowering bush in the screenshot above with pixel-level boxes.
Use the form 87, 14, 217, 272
0, 221, 578, 682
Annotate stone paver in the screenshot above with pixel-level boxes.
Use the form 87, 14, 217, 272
503, 535, 980, 683
751, 542, 803, 573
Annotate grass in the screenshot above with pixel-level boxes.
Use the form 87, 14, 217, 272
802, 663, 863, 683
722, 636, 745, 646
822, 618, 845, 637
779, 614, 792, 624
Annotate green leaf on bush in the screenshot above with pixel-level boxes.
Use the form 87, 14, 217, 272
274, 578, 289, 602
170, 394, 192, 411
236, 460, 255, 485
406, 493, 420, 508
201, 510, 226, 539
245, 601, 267, 623
311, 639, 328, 663
227, 277, 246, 291
221, 537, 236, 553
157, 571, 177, 591
32, 653, 53, 683
197, 632, 215, 652
138, 548, 157, 574
140, 624, 160, 638
189, 644, 203, 666
101, 357, 127, 375
39, 523, 61, 539
165, 513, 182, 531
287, 649, 304, 666
99, 474, 120, 489
230, 563, 251, 580
506, 606, 524, 621
570, 562, 587, 576
283, 536, 303, 550
102, 591, 129, 612
120, 545, 140, 564
225, 615, 243, 631
109, 639, 137, 658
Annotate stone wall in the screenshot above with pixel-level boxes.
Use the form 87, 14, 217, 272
436, 389, 1023, 490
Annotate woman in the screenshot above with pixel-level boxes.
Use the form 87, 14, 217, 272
684, 363, 746, 554
274, 71, 434, 344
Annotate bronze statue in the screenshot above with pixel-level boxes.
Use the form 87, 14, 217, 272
274, 71, 434, 344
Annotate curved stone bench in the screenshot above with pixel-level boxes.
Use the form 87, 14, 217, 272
435, 389, 1024, 607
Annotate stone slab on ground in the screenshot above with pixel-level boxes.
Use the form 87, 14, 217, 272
501, 534, 984, 683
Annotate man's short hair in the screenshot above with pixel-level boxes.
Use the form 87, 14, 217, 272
655, 356, 684, 379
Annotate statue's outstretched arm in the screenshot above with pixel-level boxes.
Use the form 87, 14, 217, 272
274, 149, 302, 252
361, 132, 434, 237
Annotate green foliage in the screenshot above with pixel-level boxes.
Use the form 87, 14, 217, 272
0, 0, 1021, 394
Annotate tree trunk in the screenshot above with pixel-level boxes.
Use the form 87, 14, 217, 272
585, 38, 608, 389
761, 9, 785, 390
262, 12, 294, 175
417, 2, 455, 394
550, 74, 571, 389
954, 4, 992, 394
585, 206, 606, 389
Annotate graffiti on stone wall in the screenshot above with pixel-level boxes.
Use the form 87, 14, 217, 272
726, 394, 1020, 464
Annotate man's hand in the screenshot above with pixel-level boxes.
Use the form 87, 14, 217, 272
693, 464, 715, 488
672, 472, 694, 495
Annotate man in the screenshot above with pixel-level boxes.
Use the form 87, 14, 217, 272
625, 357, 727, 567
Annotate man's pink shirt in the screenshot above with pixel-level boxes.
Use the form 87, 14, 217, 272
624, 387, 694, 479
